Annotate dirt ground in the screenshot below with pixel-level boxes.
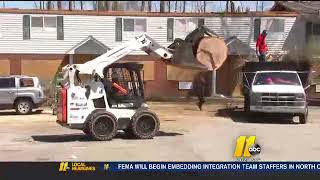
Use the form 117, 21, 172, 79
0, 100, 320, 161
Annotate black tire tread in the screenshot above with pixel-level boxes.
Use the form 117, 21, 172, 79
131, 109, 160, 139
87, 110, 117, 141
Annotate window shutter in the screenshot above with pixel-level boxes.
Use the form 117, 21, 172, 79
57, 16, 64, 40
167, 18, 174, 41
23, 15, 30, 40
198, 18, 205, 27
254, 18, 261, 42
115, 18, 122, 42
306, 22, 312, 43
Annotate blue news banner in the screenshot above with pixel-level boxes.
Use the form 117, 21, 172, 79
102, 162, 320, 172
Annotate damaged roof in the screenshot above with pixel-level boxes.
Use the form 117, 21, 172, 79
271, 1, 320, 16
0, 8, 297, 17
271, 1, 320, 22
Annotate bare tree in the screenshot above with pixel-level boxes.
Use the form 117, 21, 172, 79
239, 1, 244, 12
231, 1, 235, 13
174, 1, 178, 12
160, 1, 165, 12
141, 1, 145, 11
203, 1, 206, 12
69, 1, 73, 10
226, 1, 229, 12
2, 1, 5, 8
237, 6, 241, 12
33, 1, 38, 9
167, 1, 171, 12
106, 1, 110, 10
57, 1, 62, 10
80, 1, 83, 10
112, 1, 118, 11
47, 1, 53, 10
261, 1, 264, 11
182, 1, 186, 13
256, 1, 258, 12
246, 7, 250, 13
194, 1, 202, 13
148, 1, 152, 11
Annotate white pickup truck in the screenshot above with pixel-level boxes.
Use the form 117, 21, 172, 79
243, 70, 309, 124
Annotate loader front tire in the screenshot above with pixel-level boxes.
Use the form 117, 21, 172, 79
131, 109, 160, 139
88, 111, 117, 141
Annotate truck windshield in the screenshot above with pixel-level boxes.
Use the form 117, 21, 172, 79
253, 72, 301, 86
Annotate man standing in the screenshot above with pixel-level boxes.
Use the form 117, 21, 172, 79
256, 30, 268, 62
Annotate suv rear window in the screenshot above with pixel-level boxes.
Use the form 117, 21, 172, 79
0, 78, 15, 88
20, 78, 34, 87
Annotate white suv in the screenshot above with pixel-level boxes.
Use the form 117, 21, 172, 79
0, 75, 47, 114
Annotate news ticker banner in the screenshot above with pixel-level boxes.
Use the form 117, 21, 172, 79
56, 162, 320, 172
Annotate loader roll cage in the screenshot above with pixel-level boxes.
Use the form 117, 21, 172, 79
102, 63, 145, 109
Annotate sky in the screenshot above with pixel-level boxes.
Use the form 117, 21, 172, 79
0, 1, 275, 12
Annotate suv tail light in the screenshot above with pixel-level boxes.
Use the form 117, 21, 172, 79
57, 88, 67, 123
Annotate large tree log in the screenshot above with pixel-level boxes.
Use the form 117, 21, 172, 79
196, 37, 228, 70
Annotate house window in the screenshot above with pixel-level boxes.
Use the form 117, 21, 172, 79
31, 17, 43, 28
29, 16, 58, 40
123, 18, 146, 32
44, 17, 57, 28
174, 18, 198, 39
31, 16, 57, 30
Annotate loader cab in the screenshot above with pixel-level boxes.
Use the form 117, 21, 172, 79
102, 63, 145, 109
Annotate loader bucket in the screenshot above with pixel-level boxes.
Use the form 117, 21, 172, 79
169, 40, 207, 69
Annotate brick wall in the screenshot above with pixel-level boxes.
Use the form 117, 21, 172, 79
0, 53, 241, 100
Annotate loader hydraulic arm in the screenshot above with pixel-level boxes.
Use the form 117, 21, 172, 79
62, 34, 173, 85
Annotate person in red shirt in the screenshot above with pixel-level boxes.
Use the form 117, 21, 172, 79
256, 30, 268, 62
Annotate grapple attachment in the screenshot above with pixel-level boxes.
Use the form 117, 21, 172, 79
168, 39, 207, 69
167, 26, 234, 70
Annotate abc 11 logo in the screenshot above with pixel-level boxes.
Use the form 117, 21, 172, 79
234, 136, 261, 157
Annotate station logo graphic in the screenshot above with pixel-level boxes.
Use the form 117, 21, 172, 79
59, 162, 69, 172
59, 162, 96, 172
234, 136, 261, 157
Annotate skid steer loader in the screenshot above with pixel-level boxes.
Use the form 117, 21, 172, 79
56, 26, 236, 141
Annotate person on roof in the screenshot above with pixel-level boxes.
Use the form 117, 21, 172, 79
256, 30, 268, 62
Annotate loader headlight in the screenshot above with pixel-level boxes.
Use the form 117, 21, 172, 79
141, 103, 148, 108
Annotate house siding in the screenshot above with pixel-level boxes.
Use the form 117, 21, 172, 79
206, 16, 297, 54
0, 12, 296, 55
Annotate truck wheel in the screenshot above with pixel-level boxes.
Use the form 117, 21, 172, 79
131, 109, 160, 139
299, 108, 308, 124
15, 99, 33, 115
88, 111, 117, 141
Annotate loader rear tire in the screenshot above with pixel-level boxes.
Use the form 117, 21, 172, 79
88, 111, 117, 141
131, 109, 160, 139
